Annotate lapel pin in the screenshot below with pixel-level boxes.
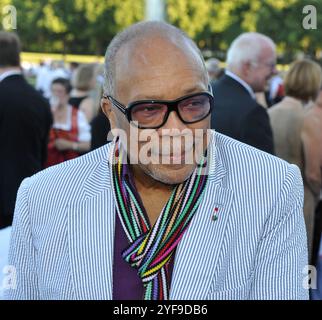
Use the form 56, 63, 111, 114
212, 207, 219, 221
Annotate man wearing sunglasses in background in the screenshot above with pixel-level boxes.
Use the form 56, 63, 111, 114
5, 21, 308, 300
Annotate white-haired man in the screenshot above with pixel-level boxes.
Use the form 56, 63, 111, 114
5, 23, 308, 300
211, 32, 276, 154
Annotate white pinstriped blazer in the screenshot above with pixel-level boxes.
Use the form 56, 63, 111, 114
5, 131, 309, 300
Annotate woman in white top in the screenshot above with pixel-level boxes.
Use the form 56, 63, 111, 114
46, 77, 91, 167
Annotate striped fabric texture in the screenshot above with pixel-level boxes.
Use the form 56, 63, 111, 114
112, 142, 208, 300
4, 131, 309, 300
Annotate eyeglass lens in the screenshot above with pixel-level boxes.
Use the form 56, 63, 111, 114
130, 94, 211, 128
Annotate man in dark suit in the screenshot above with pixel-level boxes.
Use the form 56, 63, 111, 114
0, 32, 52, 229
90, 109, 111, 151
211, 32, 276, 154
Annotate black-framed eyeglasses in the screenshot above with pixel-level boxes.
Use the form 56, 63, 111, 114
103, 90, 214, 129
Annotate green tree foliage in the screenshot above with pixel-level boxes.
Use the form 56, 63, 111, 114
0, 0, 144, 55
167, 0, 321, 60
0, 0, 321, 61
256, 0, 322, 60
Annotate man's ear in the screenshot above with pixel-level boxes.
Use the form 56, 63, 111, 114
101, 97, 117, 130
242, 61, 251, 77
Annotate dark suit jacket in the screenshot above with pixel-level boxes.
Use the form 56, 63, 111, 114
0, 74, 52, 228
211, 74, 274, 154
90, 109, 111, 151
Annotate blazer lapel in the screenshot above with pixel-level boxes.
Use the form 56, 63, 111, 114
68, 145, 116, 300
170, 134, 234, 299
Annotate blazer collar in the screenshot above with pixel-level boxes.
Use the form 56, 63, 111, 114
68, 143, 115, 299
225, 71, 256, 100
0, 70, 22, 83
68, 188, 115, 299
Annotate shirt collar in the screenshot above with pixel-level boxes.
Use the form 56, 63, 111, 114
0, 70, 22, 83
225, 70, 256, 99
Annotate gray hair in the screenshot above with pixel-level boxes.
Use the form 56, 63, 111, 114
226, 32, 275, 71
103, 21, 207, 96
205, 58, 220, 73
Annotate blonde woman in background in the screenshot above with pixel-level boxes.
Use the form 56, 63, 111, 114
70, 63, 98, 122
268, 59, 322, 261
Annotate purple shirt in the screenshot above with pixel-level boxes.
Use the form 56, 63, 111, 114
112, 213, 175, 300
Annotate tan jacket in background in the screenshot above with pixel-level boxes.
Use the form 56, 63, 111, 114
269, 96, 316, 258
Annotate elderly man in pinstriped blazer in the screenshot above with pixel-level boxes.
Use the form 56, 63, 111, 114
5, 22, 308, 300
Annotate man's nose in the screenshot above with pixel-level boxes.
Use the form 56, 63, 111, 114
161, 110, 187, 131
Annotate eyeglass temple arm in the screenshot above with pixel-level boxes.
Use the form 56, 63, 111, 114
104, 96, 127, 114
208, 84, 213, 95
